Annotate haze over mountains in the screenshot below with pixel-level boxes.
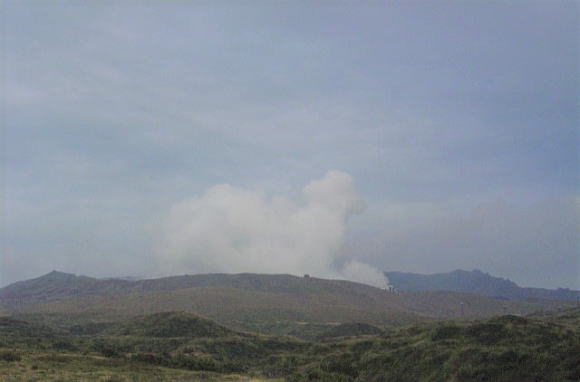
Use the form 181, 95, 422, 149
385, 269, 580, 301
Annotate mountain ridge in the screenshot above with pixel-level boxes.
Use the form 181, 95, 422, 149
384, 269, 580, 301
1, 270, 576, 336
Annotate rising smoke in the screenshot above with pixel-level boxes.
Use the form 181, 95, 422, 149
155, 170, 387, 287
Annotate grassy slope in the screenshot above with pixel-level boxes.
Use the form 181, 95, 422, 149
0, 353, 278, 382
3, 272, 575, 341
9, 285, 423, 334
8, 285, 574, 338
108, 311, 237, 338
317, 322, 384, 339
0, 309, 578, 381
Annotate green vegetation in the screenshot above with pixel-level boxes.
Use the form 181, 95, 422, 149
317, 322, 383, 339
109, 311, 236, 338
0, 308, 578, 381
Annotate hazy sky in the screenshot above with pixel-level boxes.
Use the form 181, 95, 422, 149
1, 1, 578, 289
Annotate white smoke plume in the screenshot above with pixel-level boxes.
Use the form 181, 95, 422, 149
155, 170, 387, 288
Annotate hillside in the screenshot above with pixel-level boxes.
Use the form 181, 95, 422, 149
317, 322, 383, 339
1, 271, 575, 337
109, 311, 236, 338
0, 308, 578, 381
0, 316, 60, 338
385, 269, 580, 301
0, 271, 133, 308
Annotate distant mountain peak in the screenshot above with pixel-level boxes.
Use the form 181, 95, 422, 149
451, 269, 490, 276
384, 269, 579, 301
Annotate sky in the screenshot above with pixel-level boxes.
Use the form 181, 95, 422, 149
1, 1, 578, 289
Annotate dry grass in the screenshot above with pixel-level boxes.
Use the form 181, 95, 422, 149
0, 351, 282, 381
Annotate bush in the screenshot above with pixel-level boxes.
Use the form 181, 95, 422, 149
172, 354, 245, 373
52, 340, 78, 351
100, 377, 126, 382
0, 350, 21, 362
93, 342, 121, 358
465, 323, 507, 344
320, 353, 358, 377
287, 368, 354, 382
36, 354, 73, 363
305, 368, 354, 381
431, 325, 462, 341
491, 315, 529, 326
131, 352, 170, 366
262, 355, 299, 377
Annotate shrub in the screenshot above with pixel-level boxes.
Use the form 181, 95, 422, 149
131, 352, 170, 366
320, 353, 359, 377
100, 377, 125, 382
262, 355, 299, 377
465, 323, 507, 344
0, 350, 21, 362
431, 325, 463, 341
491, 315, 529, 326
296, 367, 354, 382
93, 342, 121, 358
36, 354, 73, 363
171, 354, 245, 373
52, 340, 78, 351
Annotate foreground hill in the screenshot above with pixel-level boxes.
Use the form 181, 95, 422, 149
0, 308, 578, 381
385, 269, 580, 301
317, 322, 384, 339
1, 271, 575, 336
109, 311, 237, 338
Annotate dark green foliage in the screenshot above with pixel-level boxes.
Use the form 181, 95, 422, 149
465, 323, 508, 344
291, 309, 580, 382
320, 352, 358, 377
0, 350, 21, 362
35, 353, 75, 363
130, 351, 245, 373
69, 321, 113, 335
318, 322, 383, 339
93, 341, 122, 358
431, 324, 462, 341
0, 316, 58, 338
490, 314, 529, 325
262, 354, 301, 377
109, 311, 234, 338
289, 368, 354, 382
172, 353, 245, 373
1, 309, 579, 381
100, 377, 125, 382
130, 352, 169, 365
51, 339, 78, 351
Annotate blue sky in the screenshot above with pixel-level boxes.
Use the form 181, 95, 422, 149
1, 1, 578, 288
